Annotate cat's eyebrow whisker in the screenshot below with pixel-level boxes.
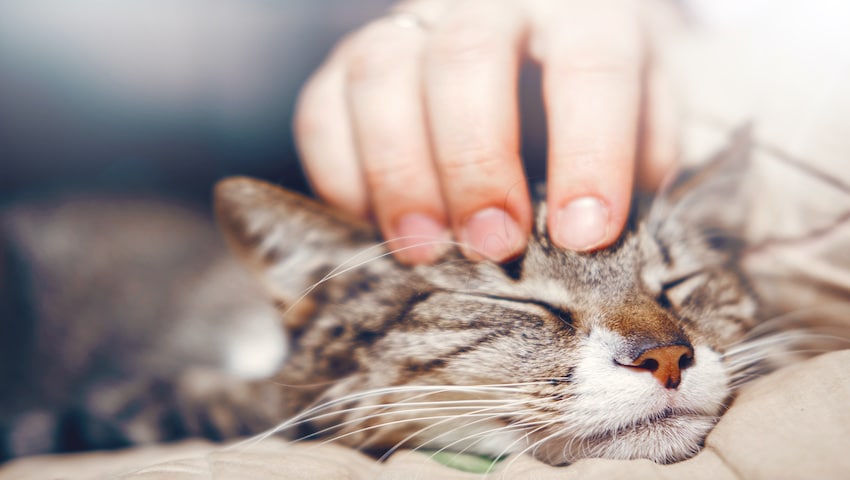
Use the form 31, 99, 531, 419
285, 235, 498, 314
281, 239, 455, 319
281, 236, 476, 323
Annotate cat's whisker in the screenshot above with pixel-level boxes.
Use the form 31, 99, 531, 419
499, 421, 564, 473
267, 378, 340, 389
725, 347, 833, 370
422, 418, 551, 464
311, 382, 556, 458
375, 399, 536, 461
725, 328, 849, 355
725, 347, 846, 377
295, 400, 519, 439
269, 382, 545, 438
722, 325, 850, 391
303, 404, 515, 447
281, 238, 463, 320
317, 412, 513, 452
230, 383, 538, 449
734, 303, 850, 339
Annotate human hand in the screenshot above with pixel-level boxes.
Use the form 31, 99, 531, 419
294, 0, 678, 264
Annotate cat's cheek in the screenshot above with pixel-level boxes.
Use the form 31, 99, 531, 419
673, 346, 728, 413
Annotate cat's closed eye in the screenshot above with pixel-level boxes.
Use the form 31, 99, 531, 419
655, 271, 706, 309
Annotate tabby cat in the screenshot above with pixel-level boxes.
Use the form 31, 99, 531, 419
0, 129, 781, 465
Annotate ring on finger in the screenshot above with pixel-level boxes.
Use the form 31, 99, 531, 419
384, 10, 431, 31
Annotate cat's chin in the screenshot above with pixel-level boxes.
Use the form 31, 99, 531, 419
533, 413, 717, 465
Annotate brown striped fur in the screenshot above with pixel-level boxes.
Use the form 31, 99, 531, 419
4, 128, 807, 465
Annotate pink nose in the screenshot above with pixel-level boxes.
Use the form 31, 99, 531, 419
625, 345, 694, 389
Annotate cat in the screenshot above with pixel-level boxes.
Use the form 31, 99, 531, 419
202, 126, 759, 465
0, 128, 797, 465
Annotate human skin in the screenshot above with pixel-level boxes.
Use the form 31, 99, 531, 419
294, 0, 677, 264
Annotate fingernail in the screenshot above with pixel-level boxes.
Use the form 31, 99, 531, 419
461, 208, 524, 262
392, 213, 449, 264
553, 197, 610, 251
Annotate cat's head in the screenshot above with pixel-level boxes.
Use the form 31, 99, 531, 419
214, 129, 758, 465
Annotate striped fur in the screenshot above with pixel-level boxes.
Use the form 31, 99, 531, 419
201, 129, 776, 465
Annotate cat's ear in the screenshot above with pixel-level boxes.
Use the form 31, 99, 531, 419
647, 125, 754, 253
214, 177, 385, 303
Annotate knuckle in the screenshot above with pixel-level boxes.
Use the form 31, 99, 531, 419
551, 52, 640, 79
346, 48, 396, 85
345, 27, 410, 85
552, 139, 629, 171
363, 158, 422, 192
440, 145, 513, 177
548, 33, 643, 78
426, 23, 501, 64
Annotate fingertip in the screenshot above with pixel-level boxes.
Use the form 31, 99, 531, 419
548, 186, 632, 252
459, 206, 528, 262
388, 212, 451, 265
551, 196, 610, 251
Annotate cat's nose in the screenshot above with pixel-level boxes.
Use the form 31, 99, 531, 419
626, 345, 694, 389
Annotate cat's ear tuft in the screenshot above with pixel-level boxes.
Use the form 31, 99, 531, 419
214, 177, 383, 302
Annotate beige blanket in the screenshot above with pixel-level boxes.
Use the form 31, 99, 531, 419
3, 2, 850, 479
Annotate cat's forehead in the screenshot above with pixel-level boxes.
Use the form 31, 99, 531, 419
421, 231, 643, 308
523, 233, 643, 302
527, 200, 643, 280
527, 233, 640, 281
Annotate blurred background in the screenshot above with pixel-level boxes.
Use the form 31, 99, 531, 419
0, 0, 398, 206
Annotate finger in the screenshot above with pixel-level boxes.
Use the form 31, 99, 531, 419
535, 0, 644, 252
423, 0, 531, 262
293, 51, 368, 218
638, 61, 679, 192
345, 18, 448, 265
